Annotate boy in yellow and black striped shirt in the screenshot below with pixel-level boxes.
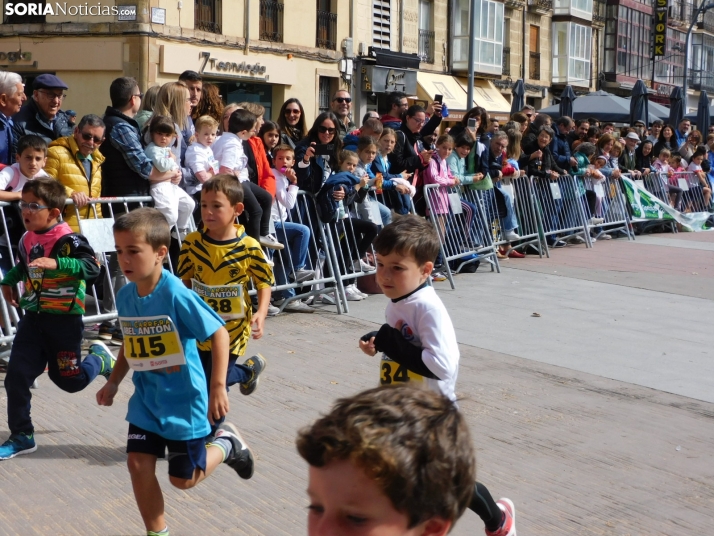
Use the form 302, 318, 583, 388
178, 175, 274, 423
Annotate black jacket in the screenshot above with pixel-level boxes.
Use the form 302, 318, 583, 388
522, 140, 566, 178
11, 98, 73, 155
294, 137, 338, 195
389, 123, 426, 175
100, 106, 150, 214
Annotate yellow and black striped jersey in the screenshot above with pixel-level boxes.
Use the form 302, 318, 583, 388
177, 225, 274, 355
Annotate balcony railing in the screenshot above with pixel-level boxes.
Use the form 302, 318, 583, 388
260, 0, 283, 42
689, 71, 714, 92
503, 47, 511, 77
528, 0, 552, 14
418, 29, 435, 64
316, 9, 337, 49
195, 0, 222, 33
529, 51, 541, 80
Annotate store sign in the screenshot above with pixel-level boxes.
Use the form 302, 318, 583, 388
653, 0, 668, 57
199, 52, 267, 78
361, 65, 416, 94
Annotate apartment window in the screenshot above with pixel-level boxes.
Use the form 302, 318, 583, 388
316, 0, 338, 50
603, 4, 652, 79
260, 0, 284, 42
4, 0, 46, 23
451, 0, 504, 75
373, 0, 391, 48
419, 0, 435, 63
195, 0, 222, 33
318, 77, 332, 114
552, 22, 592, 85
553, 0, 593, 19
654, 28, 684, 86
529, 25, 541, 80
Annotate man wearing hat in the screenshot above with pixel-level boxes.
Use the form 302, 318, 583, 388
11, 74, 73, 155
619, 131, 642, 178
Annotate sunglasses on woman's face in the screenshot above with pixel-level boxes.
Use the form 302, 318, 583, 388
318, 126, 336, 134
285, 108, 300, 115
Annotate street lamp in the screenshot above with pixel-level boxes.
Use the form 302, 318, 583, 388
682, 0, 714, 110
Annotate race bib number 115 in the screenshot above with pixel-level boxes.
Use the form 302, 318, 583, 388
119, 315, 185, 371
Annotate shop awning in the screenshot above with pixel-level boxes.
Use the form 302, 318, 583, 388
416, 72, 470, 112
456, 78, 512, 120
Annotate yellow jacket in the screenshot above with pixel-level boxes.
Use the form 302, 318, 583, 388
45, 136, 104, 232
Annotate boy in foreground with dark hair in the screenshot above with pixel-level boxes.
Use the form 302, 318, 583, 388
0, 178, 114, 460
359, 214, 517, 536
297, 384, 475, 536
96, 208, 254, 536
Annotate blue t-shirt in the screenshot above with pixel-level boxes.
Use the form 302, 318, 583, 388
117, 270, 224, 440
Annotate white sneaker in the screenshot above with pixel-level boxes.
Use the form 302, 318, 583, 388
503, 230, 520, 241
266, 304, 280, 316
259, 235, 284, 250
347, 284, 368, 299
274, 298, 315, 313
588, 217, 604, 225
345, 285, 365, 301
598, 233, 612, 240
319, 293, 336, 305
352, 259, 374, 272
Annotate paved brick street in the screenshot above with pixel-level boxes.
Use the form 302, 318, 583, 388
1, 231, 713, 535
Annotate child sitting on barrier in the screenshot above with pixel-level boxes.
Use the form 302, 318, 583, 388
213, 108, 281, 250
0, 135, 51, 274
686, 147, 712, 211
652, 149, 683, 210
144, 115, 196, 239
97, 207, 254, 536
184, 115, 220, 194
358, 215, 517, 536
178, 175, 272, 426
0, 178, 115, 460
354, 136, 392, 226
373, 128, 415, 215
269, 145, 315, 313
670, 154, 687, 173
297, 384, 477, 536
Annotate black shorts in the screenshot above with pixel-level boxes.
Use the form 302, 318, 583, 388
126, 423, 207, 480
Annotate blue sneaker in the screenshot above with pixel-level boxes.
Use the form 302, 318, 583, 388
90, 342, 116, 379
0, 433, 37, 460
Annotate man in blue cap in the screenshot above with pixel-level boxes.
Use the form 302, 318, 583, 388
11, 74, 73, 155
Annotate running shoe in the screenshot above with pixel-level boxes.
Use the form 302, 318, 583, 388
0, 433, 36, 460
215, 422, 255, 479
90, 342, 116, 379
274, 299, 315, 313
290, 269, 316, 283
239, 354, 266, 395
431, 271, 447, 282
345, 285, 365, 301
485, 498, 516, 536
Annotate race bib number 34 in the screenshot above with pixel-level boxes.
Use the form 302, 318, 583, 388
379, 356, 424, 385
120, 316, 185, 371
192, 279, 245, 320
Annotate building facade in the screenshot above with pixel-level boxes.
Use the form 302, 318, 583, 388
0, 0, 351, 122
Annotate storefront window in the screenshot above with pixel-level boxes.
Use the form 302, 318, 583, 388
552, 22, 591, 86
451, 0, 504, 75
208, 80, 273, 120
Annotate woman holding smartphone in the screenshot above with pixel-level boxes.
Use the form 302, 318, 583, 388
294, 112, 343, 195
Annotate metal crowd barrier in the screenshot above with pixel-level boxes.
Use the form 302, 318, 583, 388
263, 191, 347, 314
580, 174, 634, 240
423, 183, 499, 289
460, 175, 547, 259
531, 174, 592, 250
670, 171, 713, 214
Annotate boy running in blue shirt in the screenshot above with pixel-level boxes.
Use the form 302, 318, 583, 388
96, 208, 253, 536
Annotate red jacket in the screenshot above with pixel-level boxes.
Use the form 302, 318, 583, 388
247, 137, 276, 197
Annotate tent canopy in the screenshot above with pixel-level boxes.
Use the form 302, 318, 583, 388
539, 90, 660, 123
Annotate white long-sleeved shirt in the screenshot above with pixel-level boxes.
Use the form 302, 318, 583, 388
144, 143, 179, 173
271, 167, 299, 221
212, 133, 249, 182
